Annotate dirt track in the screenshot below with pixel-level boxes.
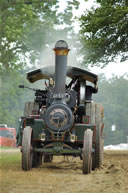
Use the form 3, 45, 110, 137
0, 150, 128, 193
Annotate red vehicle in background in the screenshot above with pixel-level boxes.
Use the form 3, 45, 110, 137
0, 124, 16, 147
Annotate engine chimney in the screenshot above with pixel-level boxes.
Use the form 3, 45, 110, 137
44, 40, 73, 132
53, 40, 70, 95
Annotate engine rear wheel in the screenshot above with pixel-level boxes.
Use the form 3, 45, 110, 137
42, 155, 53, 163
32, 152, 42, 167
24, 102, 39, 117
22, 126, 33, 171
83, 129, 93, 174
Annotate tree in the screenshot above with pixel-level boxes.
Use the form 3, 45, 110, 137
79, 0, 128, 67
0, 0, 59, 70
0, 0, 79, 70
93, 74, 128, 145
0, 69, 28, 128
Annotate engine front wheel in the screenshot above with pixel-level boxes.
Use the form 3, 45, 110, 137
22, 126, 33, 171
83, 129, 93, 174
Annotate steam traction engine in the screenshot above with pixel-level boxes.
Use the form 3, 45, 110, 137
17, 40, 104, 174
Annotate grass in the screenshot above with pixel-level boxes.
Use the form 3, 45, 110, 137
0, 151, 21, 170
0, 150, 128, 193
0, 146, 15, 150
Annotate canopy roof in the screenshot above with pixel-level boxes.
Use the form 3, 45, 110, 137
27, 66, 98, 85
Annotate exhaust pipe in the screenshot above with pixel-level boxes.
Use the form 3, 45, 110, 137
53, 40, 70, 95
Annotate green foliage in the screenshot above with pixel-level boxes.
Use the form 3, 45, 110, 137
93, 74, 128, 145
79, 0, 128, 67
0, 69, 33, 129
0, 0, 59, 70
0, 0, 79, 70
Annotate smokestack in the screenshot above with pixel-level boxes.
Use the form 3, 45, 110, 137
53, 40, 70, 95
44, 41, 73, 132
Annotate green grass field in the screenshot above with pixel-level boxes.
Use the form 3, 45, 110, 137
0, 151, 20, 169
